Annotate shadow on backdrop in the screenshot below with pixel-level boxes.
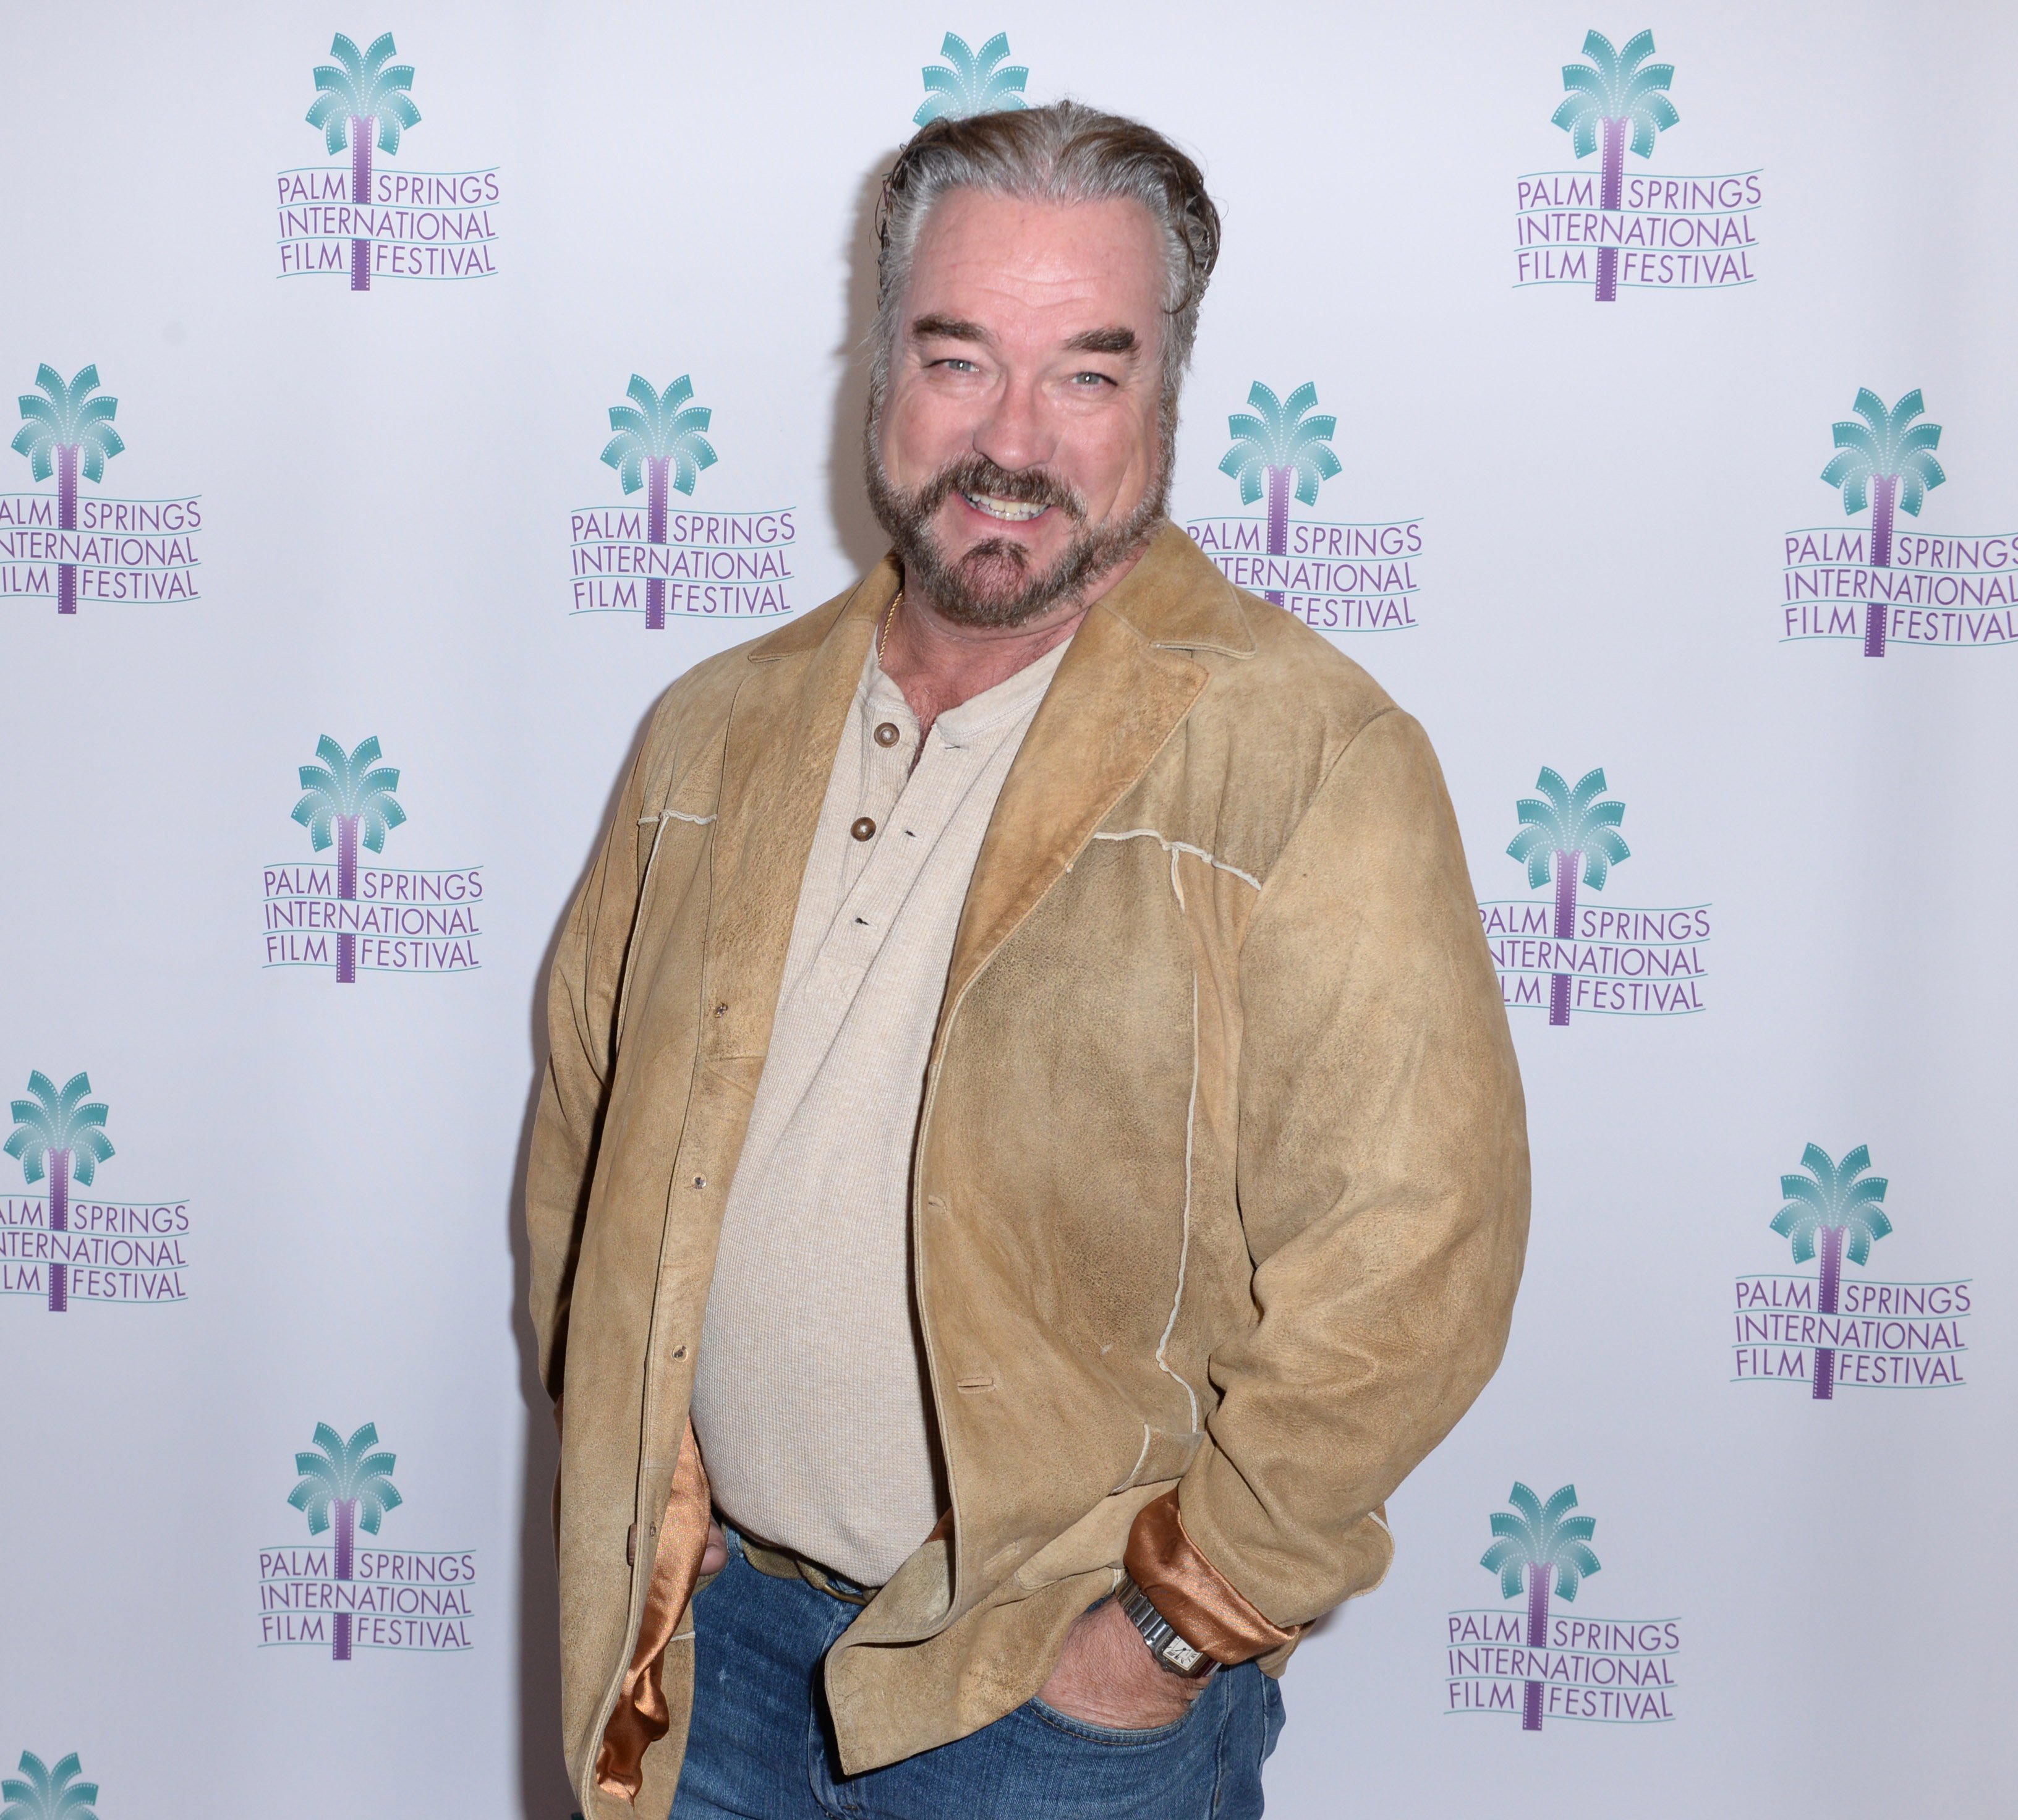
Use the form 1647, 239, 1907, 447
827, 152, 898, 579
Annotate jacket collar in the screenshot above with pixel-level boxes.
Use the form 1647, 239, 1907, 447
743, 519, 1255, 664
744, 557, 895, 663
1091, 519, 1256, 658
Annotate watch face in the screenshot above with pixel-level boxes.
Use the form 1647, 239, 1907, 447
1163, 1636, 1204, 1673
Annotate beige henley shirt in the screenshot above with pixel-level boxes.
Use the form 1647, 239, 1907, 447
690, 633, 1070, 1588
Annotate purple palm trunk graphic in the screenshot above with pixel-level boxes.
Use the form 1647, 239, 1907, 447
1864, 474, 1898, 657
1812, 1223, 1846, 1400
332, 1497, 357, 1660
1549, 851, 1580, 1026
46, 1147, 71, 1312
336, 814, 360, 984
1261, 465, 1292, 606
349, 117, 373, 292
646, 456, 670, 630
56, 443, 79, 614
1523, 1562, 1551, 1730
1595, 117, 1627, 303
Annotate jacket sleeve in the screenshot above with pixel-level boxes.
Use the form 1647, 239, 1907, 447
525, 733, 657, 1403
1126, 705, 1530, 1657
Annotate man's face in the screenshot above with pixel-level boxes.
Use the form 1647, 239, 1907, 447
868, 188, 1170, 627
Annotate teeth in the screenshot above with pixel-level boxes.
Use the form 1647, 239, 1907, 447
962, 491, 1046, 522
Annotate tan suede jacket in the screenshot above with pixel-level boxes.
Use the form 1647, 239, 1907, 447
527, 523, 1529, 1818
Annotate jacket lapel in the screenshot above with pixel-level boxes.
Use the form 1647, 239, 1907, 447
940, 524, 1251, 1019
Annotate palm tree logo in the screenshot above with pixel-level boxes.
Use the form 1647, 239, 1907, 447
914, 32, 1029, 125
1772, 1144, 1891, 1401
12, 364, 122, 616
1, 1751, 99, 1820
289, 1421, 402, 1662
1481, 1481, 1601, 1731
291, 735, 406, 985
305, 32, 420, 292
1551, 30, 1678, 303
1219, 382, 1342, 606
1507, 767, 1629, 1026
6, 1071, 113, 1314
600, 375, 718, 632
1820, 388, 1946, 658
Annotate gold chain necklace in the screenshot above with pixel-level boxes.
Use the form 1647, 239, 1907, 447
878, 588, 904, 666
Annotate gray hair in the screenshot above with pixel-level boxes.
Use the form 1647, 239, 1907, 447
871, 100, 1222, 416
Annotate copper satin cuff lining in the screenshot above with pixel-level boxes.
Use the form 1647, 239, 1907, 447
594, 1419, 712, 1803
1122, 1488, 1298, 1667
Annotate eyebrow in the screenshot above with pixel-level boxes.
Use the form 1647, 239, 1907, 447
909, 313, 992, 344
1064, 326, 1139, 355
906, 315, 1141, 359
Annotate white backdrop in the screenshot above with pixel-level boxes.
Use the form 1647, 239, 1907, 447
3, 3, 2014, 1816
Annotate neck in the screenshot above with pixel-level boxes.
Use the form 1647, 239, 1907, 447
883, 543, 1147, 739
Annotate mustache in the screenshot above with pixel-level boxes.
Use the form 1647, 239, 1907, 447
909, 455, 1088, 523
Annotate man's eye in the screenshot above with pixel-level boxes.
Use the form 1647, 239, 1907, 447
1073, 371, 1113, 386
935, 358, 977, 373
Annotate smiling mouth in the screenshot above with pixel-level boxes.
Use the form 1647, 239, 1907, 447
960, 491, 1049, 523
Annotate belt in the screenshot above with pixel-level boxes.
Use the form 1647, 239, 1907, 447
737, 1532, 878, 1607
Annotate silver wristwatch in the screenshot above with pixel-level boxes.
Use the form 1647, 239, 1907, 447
1117, 1575, 1217, 1679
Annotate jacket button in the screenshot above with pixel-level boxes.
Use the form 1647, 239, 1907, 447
851, 817, 877, 841
874, 721, 901, 747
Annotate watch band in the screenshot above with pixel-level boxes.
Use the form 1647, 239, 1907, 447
1116, 1573, 1217, 1679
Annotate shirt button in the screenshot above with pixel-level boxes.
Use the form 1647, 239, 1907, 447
851, 817, 877, 841
874, 721, 901, 747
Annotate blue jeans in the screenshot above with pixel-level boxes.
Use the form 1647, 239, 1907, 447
671, 1526, 1284, 1818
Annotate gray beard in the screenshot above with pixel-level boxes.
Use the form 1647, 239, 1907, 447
862, 412, 1173, 629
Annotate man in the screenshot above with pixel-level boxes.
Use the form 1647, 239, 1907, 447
529, 101, 1527, 1820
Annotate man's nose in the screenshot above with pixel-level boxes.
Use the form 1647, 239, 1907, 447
971, 373, 1055, 474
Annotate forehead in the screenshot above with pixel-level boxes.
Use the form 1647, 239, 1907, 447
905, 189, 1165, 335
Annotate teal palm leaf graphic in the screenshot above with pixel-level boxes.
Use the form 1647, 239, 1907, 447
1551, 28, 1677, 158
1, 1751, 100, 1820
291, 735, 407, 856
1772, 1144, 1892, 1267
1506, 767, 1630, 890
6, 1072, 114, 1188
1218, 382, 1342, 508
1480, 1482, 1601, 1600
1821, 389, 1946, 519
914, 32, 1029, 125
600, 375, 718, 497
306, 32, 420, 155
12, 365, 123, 484
289, 1421, 402, 1536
